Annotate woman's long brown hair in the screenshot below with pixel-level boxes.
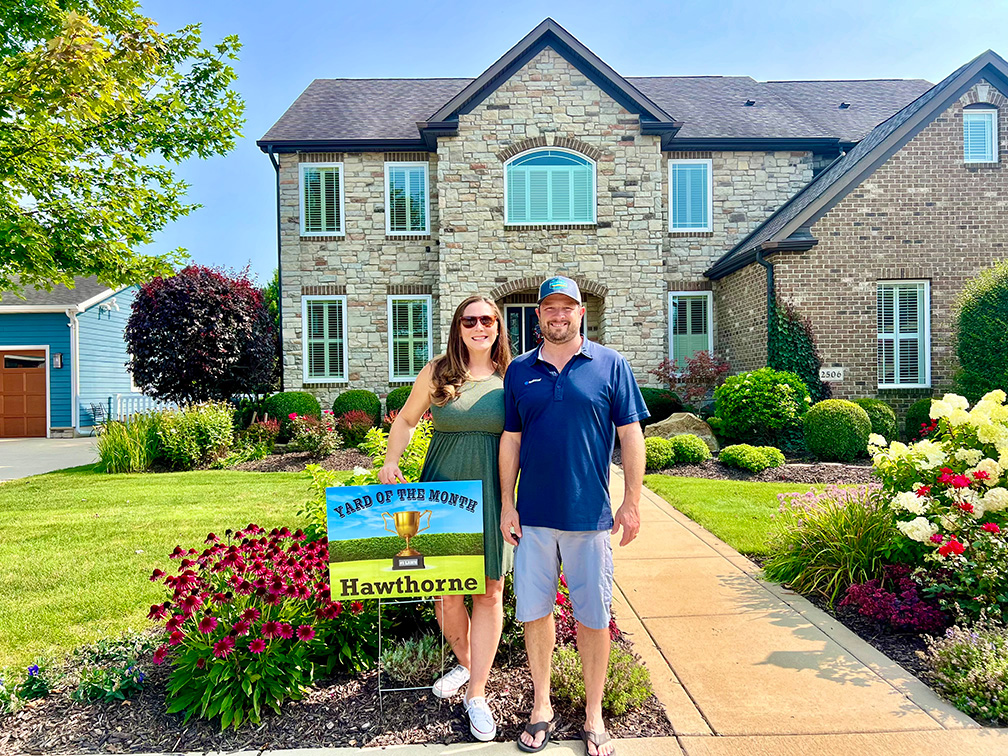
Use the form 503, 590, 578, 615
430, 296, 512, 407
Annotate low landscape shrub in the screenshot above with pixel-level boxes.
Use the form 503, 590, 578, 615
718, 444, 785, 473
156, 403, 234, 470
904, 397, 934, 441
151, 525, 379, 729
238, 418, 280, 452
553, 572, 619, 647
650, 351, 729, 405
763, 485, 892, 604
644, 437, 674, 471
639, 387, 682, 429
923, 618, 1008, 724
711, 367, 810, 449
380, 634, 445, 685
96, 412, 161, 473
551, 645, 652, 716
288, 412, 343, 457
853, 398, 898, 443
804, 399, 872, 462
669, 434, 711, 464
838, 564, 949, 634
261, 391, 322, 442
954, 258, 1008, 403
16, 662, 50, 701
70, 664, 146, 703
332, 389, 382, 427
385, 385, 413, 415
335, 409, 375, 448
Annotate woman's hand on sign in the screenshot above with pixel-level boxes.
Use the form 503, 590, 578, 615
378, 463, 406, 485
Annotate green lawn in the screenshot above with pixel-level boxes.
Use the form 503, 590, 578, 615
0, 465, 350, 671
644, 474, 820, 556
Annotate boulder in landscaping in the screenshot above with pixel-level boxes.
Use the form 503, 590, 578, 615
644, 412, 719, 452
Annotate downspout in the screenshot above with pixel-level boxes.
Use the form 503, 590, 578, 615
65, 308, 81, 435
756, 250, 774, 364
267, 145, 284, 389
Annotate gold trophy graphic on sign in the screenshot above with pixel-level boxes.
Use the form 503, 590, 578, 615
382, 509, 432, 570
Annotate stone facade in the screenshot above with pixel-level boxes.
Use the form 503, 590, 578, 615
762, 80, 1008, 416
278, 48, 826, 401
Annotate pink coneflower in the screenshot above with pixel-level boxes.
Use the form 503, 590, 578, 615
181, 594, 203, 615
168, 630, 185, 646
153, 645, 168, 665
165, 614, 185, 632
150, 568, 165, 582
198, 616, 218, 634
242, 608, 261, 622
212, 637, 235, 658
169, 546, 186, 559
196, 657, 206, 669
261, 620, 281, 639
205, 532, 220, 544
212, 592, 227, 604
351, 601, 363, 615
232, 619, 252, 636
148, 603, 169, 621
332, 601, 343, 617
248, 638, 267, 654
180, 558, 194, 569
279, 622, 294, 639
177, 570, 198, 589
296, 624, 315, 642
236, 579, 253, 595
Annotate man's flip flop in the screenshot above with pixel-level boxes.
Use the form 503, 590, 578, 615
516, 719, 555, 753
581, 728, 614, 756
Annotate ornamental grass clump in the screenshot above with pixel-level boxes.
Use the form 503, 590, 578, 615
870, 391, 1008, 623
763, 485, 893, 604
150, 525, 378, 729
922, 618, 1008, 724
96, 412, 161, 473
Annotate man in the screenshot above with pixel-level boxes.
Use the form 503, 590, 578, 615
500, 275, 648, 756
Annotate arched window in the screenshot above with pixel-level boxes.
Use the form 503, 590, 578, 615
505, 149, 595, 224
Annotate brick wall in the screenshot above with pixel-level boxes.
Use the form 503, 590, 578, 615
713, 263, 768, 371
769, 79, 1008, 417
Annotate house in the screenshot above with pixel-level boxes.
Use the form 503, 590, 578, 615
0, 278, 147, 437
257, 18, 1005, 416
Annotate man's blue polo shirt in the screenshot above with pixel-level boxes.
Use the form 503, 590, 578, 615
503, 339, 649, 531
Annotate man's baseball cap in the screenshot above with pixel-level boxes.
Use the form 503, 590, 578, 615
538, 275, 582, 305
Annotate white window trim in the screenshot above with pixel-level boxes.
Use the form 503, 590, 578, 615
384, 162, 430, 235
667, 291, 714, 363
299, 162, 345, 237
964, 107, 998, 164
669, 158, 713, 232
503, 147, 597, 225
301, 295, 349, 384
387, 294, 433, 383
877, 280, 931, 390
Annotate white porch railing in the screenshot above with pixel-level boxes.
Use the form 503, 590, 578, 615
112, 394, 175, 420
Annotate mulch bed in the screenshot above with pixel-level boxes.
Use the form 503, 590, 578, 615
654, 458, 877, 485
233, 449, 373, 473
0, 634, 672, 755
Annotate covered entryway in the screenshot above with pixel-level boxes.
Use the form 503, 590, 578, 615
0, 349, 48, 437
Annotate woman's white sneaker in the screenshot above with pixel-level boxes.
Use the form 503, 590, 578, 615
464, 696, 497, 741
432, 664, 470, 698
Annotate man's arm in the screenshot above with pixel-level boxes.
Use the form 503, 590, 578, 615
499, 430, 522, 546
612, 421, 645, 546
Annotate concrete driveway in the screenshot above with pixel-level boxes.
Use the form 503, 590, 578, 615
0, 437, 98, 481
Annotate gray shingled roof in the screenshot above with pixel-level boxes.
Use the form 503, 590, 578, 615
705, 53, 1003, 279
0, 277, 117, 307
259, 75, 932, 145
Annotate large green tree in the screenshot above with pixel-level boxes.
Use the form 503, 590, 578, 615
0, 0, 244, 297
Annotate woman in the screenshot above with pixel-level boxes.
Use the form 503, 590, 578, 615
379, 295, 513, 742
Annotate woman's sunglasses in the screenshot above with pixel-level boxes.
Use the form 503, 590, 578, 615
460, 315, 497, 328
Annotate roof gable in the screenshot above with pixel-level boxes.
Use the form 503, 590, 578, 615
706, 50, 1008, 279
0, 277, 128, 311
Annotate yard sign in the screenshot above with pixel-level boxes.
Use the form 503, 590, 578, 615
326, 481, 485, 599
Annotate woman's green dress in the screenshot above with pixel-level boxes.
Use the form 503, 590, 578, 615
419, 373, 513, 580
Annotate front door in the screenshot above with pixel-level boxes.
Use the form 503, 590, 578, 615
0, 350, 47, 437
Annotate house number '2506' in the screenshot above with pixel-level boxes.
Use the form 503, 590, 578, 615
818, 367, 845, 382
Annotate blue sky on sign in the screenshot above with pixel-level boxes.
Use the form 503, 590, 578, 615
138, 0, 1008, 285
326, 481, 484, 541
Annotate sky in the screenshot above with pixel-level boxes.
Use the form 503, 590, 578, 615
138, 0, 1008, 285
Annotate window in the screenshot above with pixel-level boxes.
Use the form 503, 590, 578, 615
385, 162, 429, 234
877, 281, 930, 388
387, 295, 431, 382
302, 296, 348, 383
964, 108, 997, 163
300, 163, 344, 236
668, 292, 713, 368
505, 149, 595, 224
669, 159, 712, 232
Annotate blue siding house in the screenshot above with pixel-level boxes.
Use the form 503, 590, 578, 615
0, 278, 149, 437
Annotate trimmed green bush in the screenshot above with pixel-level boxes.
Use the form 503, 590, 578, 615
852, 398, 898, 443
385, 385, 413, 415
669, 434, 711, 464
551, 645, 652, 716
904, 397, 934, 441
718, 444, 785, 473
261, 391, 322, 442
332, 389, 382, 426
955, 259, 1008, 402
803, 399, 871, 462
711, 367, 810, 448
644, 437, 674, 471
156, 403, 234, 470
639, 387, 682, 429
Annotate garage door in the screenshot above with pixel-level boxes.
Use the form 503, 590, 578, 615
0, 350, 47, 437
